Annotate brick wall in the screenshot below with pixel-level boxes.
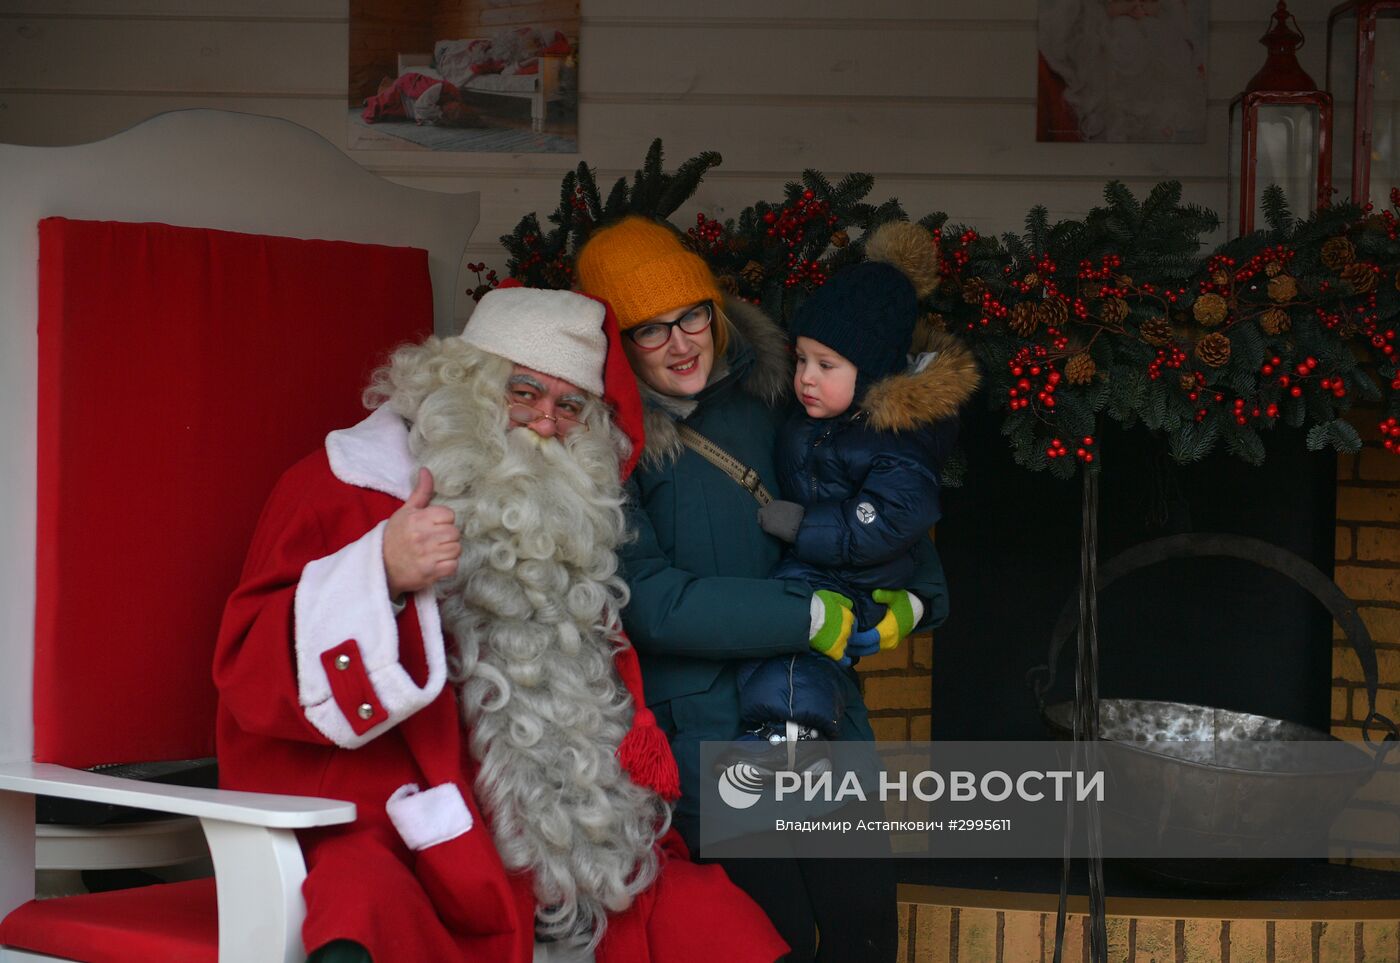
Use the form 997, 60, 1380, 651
1332, 414, 1400, 741
1332, 413, 1400, 867
858, 630, 934, 742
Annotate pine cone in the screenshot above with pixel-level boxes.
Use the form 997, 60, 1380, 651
1099, 297, 1130, 324
1267, 274, 1298, 303
1258, 307, 1291, 336
717, 274, 740, 297
1140, 316, 1173, 346
962, 277, 987, 305
1211, 270, 1230, 287
1195, 333, 1232, 368
1342, 262, 1377, 293
740, 260, 765, 287
1265, 261, 1284, 277
1037, 297, 1069, 329
1321, 237, 1357, 270
1179, 373, 1197, 393
830, 229, 849, 248
1009, 301, 1038, 337
1065, 353, 1097, 385
1115, 274, 1134, 288
1193, 293, 1229, 327
1395, 269, 1400, 292
1024, 272, 1041, 288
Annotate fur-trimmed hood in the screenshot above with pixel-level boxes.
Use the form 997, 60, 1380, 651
636, 297, 792, 468
862, 328, 982, 432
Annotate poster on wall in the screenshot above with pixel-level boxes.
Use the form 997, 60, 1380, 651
1036, 0, 1208, 143
348, 0, 579, 153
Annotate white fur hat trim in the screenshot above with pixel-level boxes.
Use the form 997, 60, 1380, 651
461, 287, 606, 396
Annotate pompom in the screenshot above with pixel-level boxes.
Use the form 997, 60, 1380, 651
865, 221, 940, 298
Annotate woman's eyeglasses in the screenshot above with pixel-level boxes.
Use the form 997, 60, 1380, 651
625, 302, 714, 351
506, 403, 588, 435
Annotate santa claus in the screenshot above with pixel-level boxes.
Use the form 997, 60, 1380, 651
213, 285, 787, 963
1037, 0, 1207, 143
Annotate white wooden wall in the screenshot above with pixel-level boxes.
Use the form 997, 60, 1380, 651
0, 0, 1336, 267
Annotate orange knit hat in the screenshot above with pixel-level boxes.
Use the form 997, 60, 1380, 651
575, 217, 724, 331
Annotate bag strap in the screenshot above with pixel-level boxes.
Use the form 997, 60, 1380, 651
676, 423, 773, 506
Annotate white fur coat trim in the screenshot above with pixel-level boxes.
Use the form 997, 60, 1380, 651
295, 407, 448, 749
386, 782, 474, 851
325, 405, 417, 500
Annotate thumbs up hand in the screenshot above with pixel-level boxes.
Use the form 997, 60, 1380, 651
383, 468, 460, 598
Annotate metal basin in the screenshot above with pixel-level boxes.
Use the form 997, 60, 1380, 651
1043, 697, 1375, 885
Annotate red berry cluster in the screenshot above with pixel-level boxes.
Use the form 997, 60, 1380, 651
761, 190, 836, 248
466, 262, 500, 302
568, 186, 591, 218
1229, 397, 1269, 426
1233, 245, 1295, 285
1007, 347, 1061, 411
942, 229, 979, 273
1381, 417, 1400, 453
1077, 254, 1123, 282
784, 253, 828, 289
1146, 344, 1188, 380
1046, 436, 1095, 463
687, 213, 727, 255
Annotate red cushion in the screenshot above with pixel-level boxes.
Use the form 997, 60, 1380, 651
35, 218, 434, 767
0, 879, 217, 962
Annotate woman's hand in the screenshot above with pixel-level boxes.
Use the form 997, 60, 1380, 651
383, 468, 461, 598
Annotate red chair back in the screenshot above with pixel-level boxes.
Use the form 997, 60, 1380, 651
34, 218, 433, 766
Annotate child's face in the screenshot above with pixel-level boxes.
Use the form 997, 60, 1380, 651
794, 336, 857, 419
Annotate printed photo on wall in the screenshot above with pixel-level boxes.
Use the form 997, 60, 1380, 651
348, 0, 579, 153
1036, 0, 1208, 143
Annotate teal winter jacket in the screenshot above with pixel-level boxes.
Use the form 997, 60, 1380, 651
620, 300, 952, 834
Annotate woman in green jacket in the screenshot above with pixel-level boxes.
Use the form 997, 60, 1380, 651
577, 217, 949, 963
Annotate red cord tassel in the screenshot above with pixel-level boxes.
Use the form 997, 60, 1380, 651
619, 705, 680, 801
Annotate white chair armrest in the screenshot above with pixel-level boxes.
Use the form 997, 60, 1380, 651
0, 762, 355, 829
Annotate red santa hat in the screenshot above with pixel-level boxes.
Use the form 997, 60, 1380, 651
463, 280, 646, 480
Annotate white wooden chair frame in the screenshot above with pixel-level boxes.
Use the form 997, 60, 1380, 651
0, 109, 479, 963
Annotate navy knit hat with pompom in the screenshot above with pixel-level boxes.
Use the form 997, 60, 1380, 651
789, 221, 941, 391
790, 261, 918, 384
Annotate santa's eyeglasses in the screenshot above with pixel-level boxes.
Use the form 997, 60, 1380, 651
505, 403, 589, 435
625, 302, 714, 351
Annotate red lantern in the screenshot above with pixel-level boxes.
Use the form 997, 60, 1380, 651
1228, 1, 1334, 236
1327, 0, 1400, 207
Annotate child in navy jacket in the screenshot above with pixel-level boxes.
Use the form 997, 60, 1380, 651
737, 222, 980, 760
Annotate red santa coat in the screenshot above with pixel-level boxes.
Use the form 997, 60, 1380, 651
214, 405, 787, 963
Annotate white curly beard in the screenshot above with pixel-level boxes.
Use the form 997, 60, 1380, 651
1042, 0, 1206, 143
375, 339, 667, 949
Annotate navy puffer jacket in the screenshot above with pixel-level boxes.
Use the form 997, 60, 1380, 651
770, 331, 980, 629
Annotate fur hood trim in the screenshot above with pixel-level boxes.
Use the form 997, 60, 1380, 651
863, 329, 981, 432
638, 297, 791, 468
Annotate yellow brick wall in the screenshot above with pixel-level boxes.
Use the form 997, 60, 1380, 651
857, 631, 934, 742
1333, 412, 1400, 746
1332, 413, 1400, 868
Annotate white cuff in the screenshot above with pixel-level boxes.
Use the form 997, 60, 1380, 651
294, 520, 446, 748
809, 596, 825, 640
908, 592, 926, 628
387, 782, 473, 851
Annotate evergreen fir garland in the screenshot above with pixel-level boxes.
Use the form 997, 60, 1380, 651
489, 140, 1400, 478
